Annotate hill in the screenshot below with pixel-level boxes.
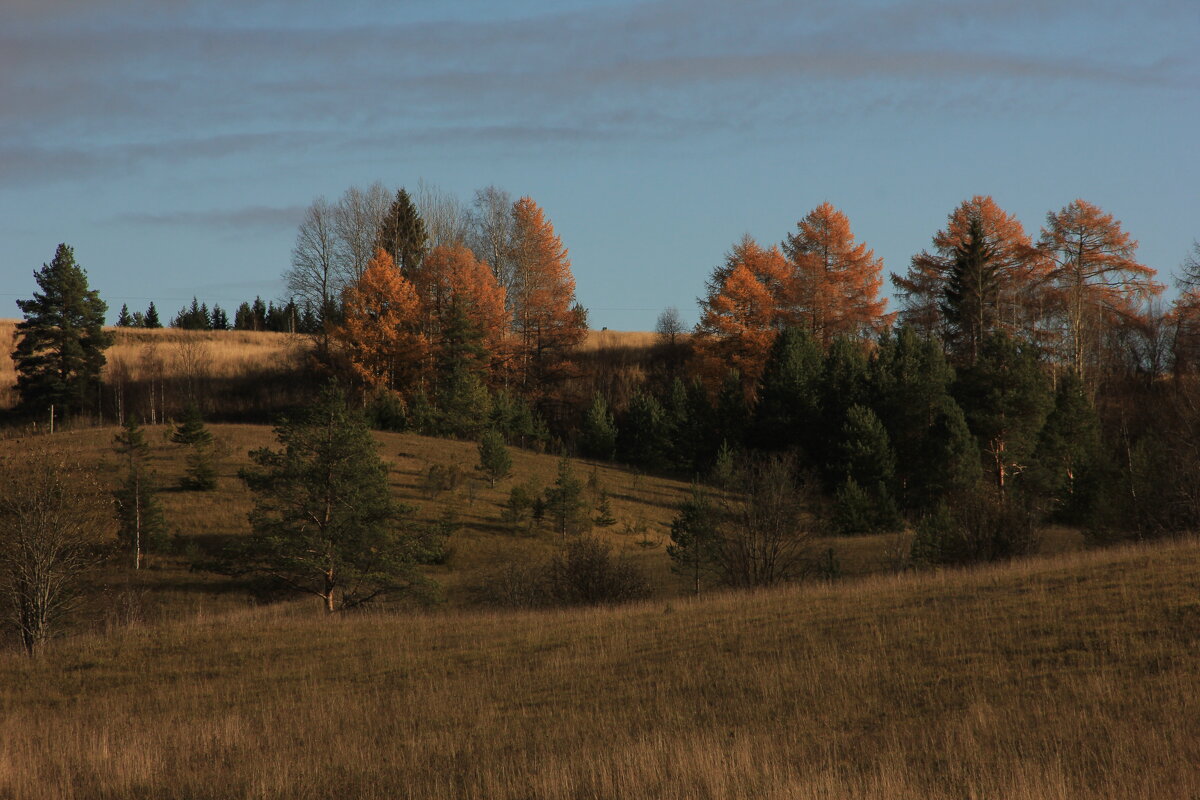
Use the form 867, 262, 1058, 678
0, 538, 1196, 798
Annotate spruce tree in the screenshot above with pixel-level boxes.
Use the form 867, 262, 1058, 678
172, 403, 218, 491
1029, 373, 1102, 522
113, 416, 167, 569
544, 456, 590, 538
12, 244, 113, 418
750, 327, 823, 455
668, 484, 722, 595
375, 188, 428, 275
579, 393, 618, 461
617, 391, 671, 470
940, 215, 1000, 365
144, 302, 161, 328
116, 303, 133, 327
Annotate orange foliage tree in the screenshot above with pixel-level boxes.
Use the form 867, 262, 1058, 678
893, 195, 1050, 350
508, 197, 587, 390
413, 243, 510, 378
782, 202, 891, 346
333, 249, 428, 392
693, 235, 790, 391
1037, 199, 1163, 380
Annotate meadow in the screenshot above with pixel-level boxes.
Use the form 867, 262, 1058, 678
0, 537, 1196, 798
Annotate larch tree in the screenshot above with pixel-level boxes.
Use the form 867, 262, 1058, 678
1037, 199, 1162, 382
12, 243, 113, 420
893, 196, 1049, 349
693, 235, 790, 393
782, 202, 891, 346
333, 249, 429, 393
375, 188, 428, 276
508, 196, 587, 391
413, 243, 509, 377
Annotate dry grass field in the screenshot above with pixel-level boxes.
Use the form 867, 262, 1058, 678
0, 538, 1196, 799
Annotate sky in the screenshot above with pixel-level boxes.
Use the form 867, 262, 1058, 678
2, 0, 1197, 330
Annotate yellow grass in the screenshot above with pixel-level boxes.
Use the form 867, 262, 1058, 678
1, 538, 1197, 798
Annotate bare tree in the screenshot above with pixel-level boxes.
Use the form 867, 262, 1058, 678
655, 306, 685, 346
334, 182, 391, 286
0, 449, 109, 655
718, 455, 815, 587
286, 196, 340, 323
470, 185, 516, 297
415, 179, 473, 250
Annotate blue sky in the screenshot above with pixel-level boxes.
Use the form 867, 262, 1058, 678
2, 0, 1197, 329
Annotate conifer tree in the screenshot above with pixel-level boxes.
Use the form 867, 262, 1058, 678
668, 484, 722, 595
113, 416, 166, 569
1029, 373, 1102, 522
12, 243, 113, 418
750, 327, 823, 454
544, 456, 590, 538
144, 302, 162, 328
579, 393, 618, 460
172, 403, 218, 491
508, 197, 586, 391
375, 188, 428, 275
618, 390, 672, 471
941, 215, 1001, 365
116, 303, 133, 327
476, 429, 512, 488
230, 384, 427, 612
782, 202, 890, 345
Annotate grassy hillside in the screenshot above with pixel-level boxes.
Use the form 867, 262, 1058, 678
1, 538, 1197, 798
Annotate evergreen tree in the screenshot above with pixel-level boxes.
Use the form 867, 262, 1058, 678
144, 302, 161, 328
116, 303, 133, 327
668, 483, 722, 595
172, 403, 218, 491
12, 243, 113, 418
830, 406, 901, 534
941, 215, 1001, 365
579, 392, 618, 461
375, 188, 428, 275
953, 332, 1052, 490
130, 311, 147, 327
210, 304, 229, 331
817, 337, 871, 471
112, 416, 167, 568
233, 302, 256, 331
1029, 373, 1102, 522
252, 297, 268, 330
544, 456, 590, 538
593, 490, 617, 528
712, 371, 750, 455
476, 429, 512, 488
750, 327, 823, 455
617, 391, 671, 471
435, 367, 491, 439
228, 384, 429, 612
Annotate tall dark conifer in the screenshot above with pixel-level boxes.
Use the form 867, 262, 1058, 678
12, 244, 113, 418
375, 188, 428, 275
941, 215, 1001, 365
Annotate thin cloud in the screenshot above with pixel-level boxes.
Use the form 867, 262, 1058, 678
117, 205, 306, 231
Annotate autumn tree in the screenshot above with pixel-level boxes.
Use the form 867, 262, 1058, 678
12, 243, 113, 419
470, 185, 517, 297
333, 249, 429, 393
375, 188, 428, 276
1038, 199, 1163, 382
782, 202, 890, 346
508, 196, 587, 390
693, 235, 790, 392
893, 196, 1048, 349
413, 243, 509, 378
334, 182, 392, 285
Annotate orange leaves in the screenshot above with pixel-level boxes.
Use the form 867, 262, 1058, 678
1037, 199, 1163, 377
418, 243, 510, 365
333, 249, 428, 391
694, 236, 790, 389
509, 196, 586, 387
783, 202, 891, 345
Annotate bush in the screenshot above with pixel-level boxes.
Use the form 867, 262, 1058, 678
365, 388, 408, 432
472, 536, 650, 608
421, 463, 462, 499
911, 487, 1040, 566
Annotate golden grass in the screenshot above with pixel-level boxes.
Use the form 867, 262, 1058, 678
1, 538, 1197, 798
576, 328, 672, 351
0, 321, 302, 412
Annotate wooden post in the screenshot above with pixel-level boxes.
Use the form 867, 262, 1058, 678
49, 404, 54, 434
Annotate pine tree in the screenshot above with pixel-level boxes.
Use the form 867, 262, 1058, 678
617, 391, 671, 471
116, 304, 133, 327
172, 403, 218, 491
113, 416, 166, 569
144, 302, 161, 328
210, 304, 229, 331
171, 402, 213, 446
12, 243, 113, 418
476, 429, 512, 488
229, 384, 428, 612
1029, 373, 1102, 522
593, 490, 617, 528
375, 188, 428, 275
